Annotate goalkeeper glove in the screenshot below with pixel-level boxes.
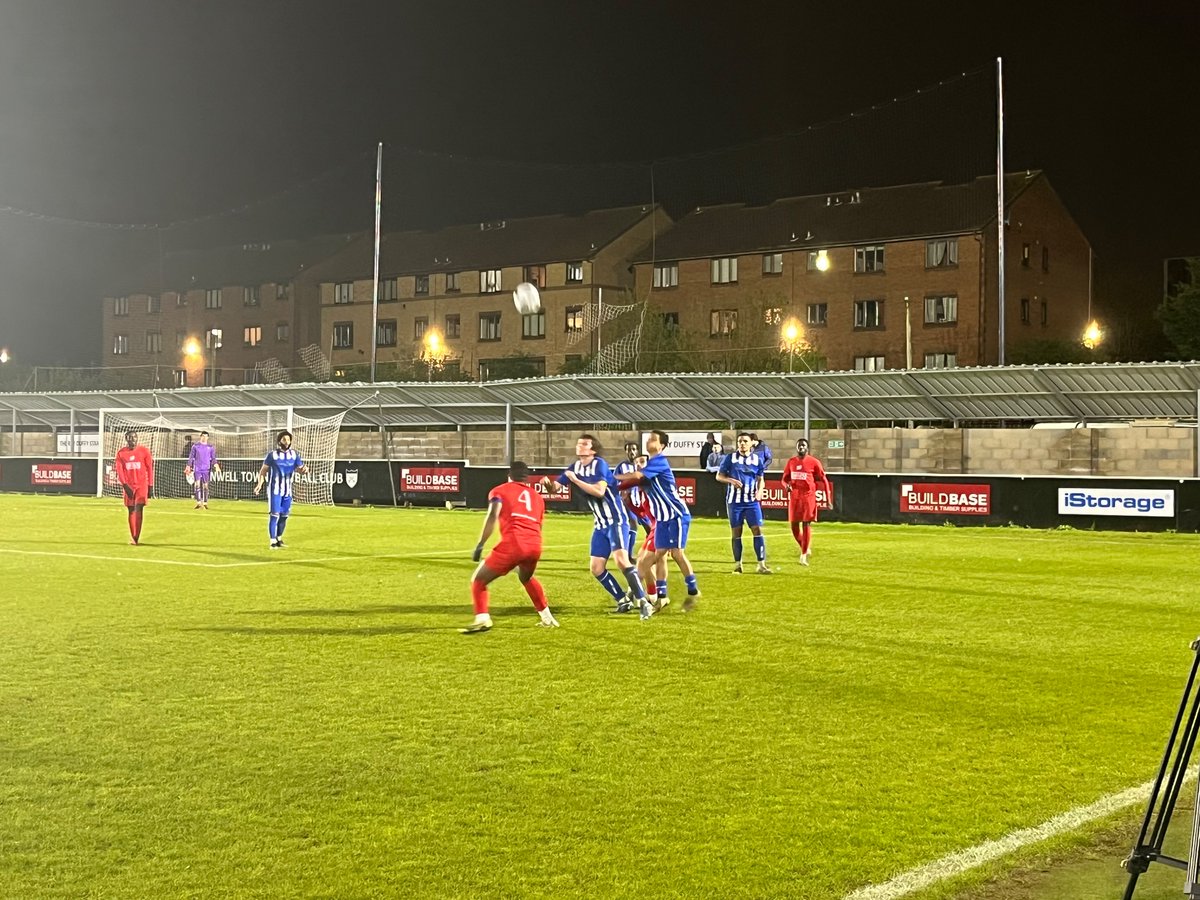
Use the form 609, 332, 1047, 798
472, 543, 483, 562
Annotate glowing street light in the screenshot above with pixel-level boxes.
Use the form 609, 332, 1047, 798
422, 327, 447, 381
780, 318, 805, 373
814, 249, 830, 272
0, 348, 10, 364
1082, 319, 1104, 351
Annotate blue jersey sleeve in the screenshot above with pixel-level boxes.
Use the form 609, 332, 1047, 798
556, 467, 571, 486
262, 452, 273, 468
594, 458, 613, 487
641, 454, 670, 482
718, 455, 734, 477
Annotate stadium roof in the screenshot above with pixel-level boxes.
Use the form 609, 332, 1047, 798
2, 362, 1199, 431
634, 172, 1047, 263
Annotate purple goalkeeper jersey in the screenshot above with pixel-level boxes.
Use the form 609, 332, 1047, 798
188, 442, 218, 474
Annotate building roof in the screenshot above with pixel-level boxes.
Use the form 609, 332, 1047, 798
4, 361, 1200, 429
110, 233, 361, 296
308, 204, 660, 282
634, 172, 1045, 263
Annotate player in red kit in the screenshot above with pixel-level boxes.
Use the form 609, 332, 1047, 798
782, 437, 832, 566
115, 430, 155, 545
462, 461, 559, 633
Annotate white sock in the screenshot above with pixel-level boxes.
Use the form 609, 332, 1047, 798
539, 608, 555, 623
475, 613, 491, 625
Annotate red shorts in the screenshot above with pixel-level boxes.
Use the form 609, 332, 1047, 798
122, 488, 149, 508
789, 494, 817, 523
641, 529, 657, 555
485, 540, 541, 576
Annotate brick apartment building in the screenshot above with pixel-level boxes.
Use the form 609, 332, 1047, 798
102, 235, 356, 386
305, 205, 667, 380
632, 172, 1091, 371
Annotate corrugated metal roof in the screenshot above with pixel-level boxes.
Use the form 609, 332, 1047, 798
1, 362, 1198, 430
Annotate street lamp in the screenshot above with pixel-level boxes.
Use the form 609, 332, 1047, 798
1082, 319, 1104, 351
0, 348, 10, 364
780, 318, 804, 373
814, 249, 830, 272
422, 327, 446, 382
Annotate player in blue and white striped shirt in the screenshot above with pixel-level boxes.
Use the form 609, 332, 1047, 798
544, 434, 646, 613
614, 440, 650, 555
253, 430, 307, 549
716, 432, 772, 574
615, 429, 700, 617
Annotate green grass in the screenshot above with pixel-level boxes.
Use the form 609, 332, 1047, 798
1, 493, 1197, 899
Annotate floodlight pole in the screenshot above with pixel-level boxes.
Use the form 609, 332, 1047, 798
370, 142, 383, 383
996, 56, 1007, 366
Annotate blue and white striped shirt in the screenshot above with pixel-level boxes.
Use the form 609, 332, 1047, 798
719, 451, 766, 505
639, 453, 690, 522
614, 459, 643, 508
263, 448, 304, 498
558, 458, 628, 531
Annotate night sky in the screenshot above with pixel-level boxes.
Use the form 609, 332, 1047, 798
0, 0, 1197, 366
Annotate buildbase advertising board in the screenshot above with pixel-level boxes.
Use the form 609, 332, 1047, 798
758, 481, 833, 509
398, 466, 461, 493
31, 463, 73, 486
900, 483, 991, 516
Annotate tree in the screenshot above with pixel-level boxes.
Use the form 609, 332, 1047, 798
1158, 258, 1200, 359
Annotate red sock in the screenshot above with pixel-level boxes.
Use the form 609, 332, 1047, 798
800, 524, 812, 554
523, 578, 548, 612
790, 522, 801, 546
647, 580, 657, 596
134, 510, 144, 541
128, 511, 137, 540
471, 579, 489, 615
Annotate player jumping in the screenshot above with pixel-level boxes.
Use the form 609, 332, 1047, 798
464, 461, 559, 633
615, 429, 700, 617
254, 430, 306, 549
544, 434, 646, 614
115, 430, 154, 545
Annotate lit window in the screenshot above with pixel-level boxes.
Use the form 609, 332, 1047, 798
565, 261, 584, 283
205, 289, 222, 309
710, 257, 738, 284
653, 263, 678, 287
243, 326, 262, 347
480, 269, 502, 293
925, 239, 959, 268
113, 334, 129, 355
710, 309, 738, 335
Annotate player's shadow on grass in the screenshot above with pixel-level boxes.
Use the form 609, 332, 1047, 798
181, 623, 441, 637
241, 602, 584, 618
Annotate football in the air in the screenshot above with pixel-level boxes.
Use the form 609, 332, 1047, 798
513, 281, 541, 315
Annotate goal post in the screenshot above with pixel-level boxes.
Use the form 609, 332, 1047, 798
96, 406, 347, 506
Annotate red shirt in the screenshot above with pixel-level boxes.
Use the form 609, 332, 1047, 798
115, 445, 154, 490
782, 454, 830, 502
488, 480, 545, 544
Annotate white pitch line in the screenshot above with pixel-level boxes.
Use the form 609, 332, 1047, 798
0, 547, 228, 568
843, 778, 1161, 900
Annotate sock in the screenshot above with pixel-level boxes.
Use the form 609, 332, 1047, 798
801, 524, 812, 554
595, 571, 625, 601
753, 535, 766, 562
128, 511, 137, 540
684, 574, 699, 595
133, 509, 143, 541
523, 578, 548, 612
621, 566, 645, 600
276, 516, 288, 538
656, 579, 668, 600
471, 579, 489, 615
790, 522, 802, 546
268, 515, 278, 541
731, 538, 743, 562
646, 579, 657, 596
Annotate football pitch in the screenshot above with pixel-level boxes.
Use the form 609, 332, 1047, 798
1, 493, 1197, 899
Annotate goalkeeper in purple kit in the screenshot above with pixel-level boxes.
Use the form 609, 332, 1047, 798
185, 431, 221, 509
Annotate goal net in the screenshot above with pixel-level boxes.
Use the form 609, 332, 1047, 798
97, 406, 346, 506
